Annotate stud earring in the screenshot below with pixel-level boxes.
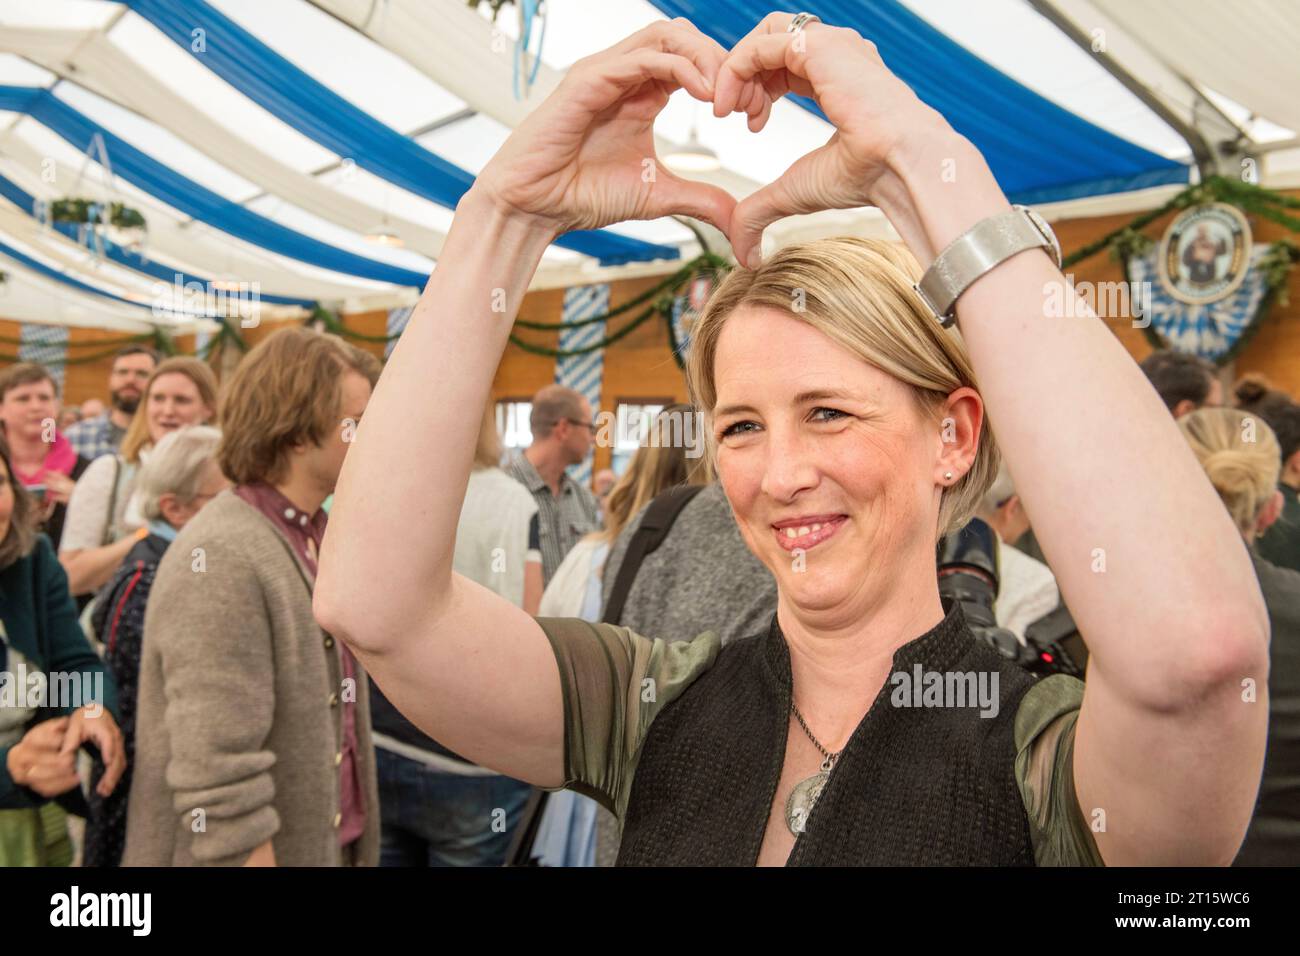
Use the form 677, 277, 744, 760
944, 471, 954, 481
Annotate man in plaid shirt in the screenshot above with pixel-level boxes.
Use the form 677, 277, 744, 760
65, 346, 157, 461
504, 385, 602, 588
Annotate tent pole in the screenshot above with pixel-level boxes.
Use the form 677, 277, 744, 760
1025, 0, 1215, 179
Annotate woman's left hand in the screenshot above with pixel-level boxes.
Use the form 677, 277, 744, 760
61, 705, 125, 798
714, 13, 964, 266
474, 19, 767, 237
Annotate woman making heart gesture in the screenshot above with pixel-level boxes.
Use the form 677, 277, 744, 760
317, 15, 1267, 866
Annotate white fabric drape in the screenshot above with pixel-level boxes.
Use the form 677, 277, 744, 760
0, 267, 205, 334
0, 201, 307, 324
1091, 0, 1300, 134
0, 131, 394, 304
0, 25, 452, 259
307, 0, 764, 202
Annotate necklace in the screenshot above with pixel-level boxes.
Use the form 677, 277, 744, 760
785, 700, 841, 837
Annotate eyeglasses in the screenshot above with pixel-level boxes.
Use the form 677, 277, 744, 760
565, 418, 599, 434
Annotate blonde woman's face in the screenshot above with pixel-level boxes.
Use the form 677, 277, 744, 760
710, 307, 948, 621
146, 373, 210, 443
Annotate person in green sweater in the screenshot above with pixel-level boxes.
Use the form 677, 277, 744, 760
0, 435, 124, 865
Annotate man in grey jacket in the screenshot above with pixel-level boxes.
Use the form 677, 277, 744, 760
125, 329, 382, 867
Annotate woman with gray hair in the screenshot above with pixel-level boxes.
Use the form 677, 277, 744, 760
84, 425, 227, 866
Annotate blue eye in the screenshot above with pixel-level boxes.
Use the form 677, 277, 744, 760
811, 407, 847, 422
720, 421, 759, 438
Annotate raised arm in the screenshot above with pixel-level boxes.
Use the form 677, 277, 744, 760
716, 14, 1268, 865
314, 20, 748, 786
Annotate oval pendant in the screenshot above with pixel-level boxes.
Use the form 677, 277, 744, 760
785, 770, 830, 836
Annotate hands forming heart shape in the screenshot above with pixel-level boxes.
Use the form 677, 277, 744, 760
474, 12, 968, 269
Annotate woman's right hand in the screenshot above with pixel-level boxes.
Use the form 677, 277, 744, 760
6, 717, 79, 798
712, 13, 985, 267
472, 19, 761, 237
43, 471, 75, 508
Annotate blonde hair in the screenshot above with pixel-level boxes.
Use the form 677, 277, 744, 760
1179, 407, 1281, 534
598, 404, 710, 545
120, 357, 219, 464
686, 237, 998, 538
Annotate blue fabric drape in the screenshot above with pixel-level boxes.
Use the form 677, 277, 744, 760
0, 85, 433, 287
648, 1, 1190, 203
0, 172, 314, 308
0, 234, 201, 317
124, 0, 679, 266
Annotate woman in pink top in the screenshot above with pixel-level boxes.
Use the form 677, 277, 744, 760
0, 363, 89, 551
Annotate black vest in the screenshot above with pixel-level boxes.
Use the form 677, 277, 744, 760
617, 601, 1039, 865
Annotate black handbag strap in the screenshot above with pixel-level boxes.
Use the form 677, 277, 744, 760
101, 455, 123, 547
601, 483, 705, 627
505, 482, 706, 867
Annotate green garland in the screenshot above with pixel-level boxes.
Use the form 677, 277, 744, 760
0, 329, 174, 364
508, 303, 659, 357
212, 319, 249, 355
307, 251, 729, 360
469, 0, 516, 20
1063, 176, 1300, 269
0, 332, 153, 349
1258, 238, 1300, 307
507, 256, 726, 358
0, 344, 150, 367
4, 248, 727, 366
150, 327, 179, 357
1100, 179, 1300, 366
19, 181, 1300, 370
514, 254, 726, 330
49, 199, 146, 231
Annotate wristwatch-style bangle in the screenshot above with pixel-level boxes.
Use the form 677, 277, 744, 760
914, 204, 1062, 328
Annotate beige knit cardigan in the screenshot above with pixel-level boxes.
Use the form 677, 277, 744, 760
123, 490, 380, 866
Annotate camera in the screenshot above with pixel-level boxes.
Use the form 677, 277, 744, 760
937, 518, 1081, 678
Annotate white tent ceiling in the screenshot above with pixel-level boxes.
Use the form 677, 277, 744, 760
0, 0, 1295, 332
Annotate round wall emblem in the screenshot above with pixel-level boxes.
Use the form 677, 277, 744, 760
1157, 202, 1252, 305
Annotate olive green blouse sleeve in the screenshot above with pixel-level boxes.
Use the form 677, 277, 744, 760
1014, 674, 1105, 866
534, 617, 721, 821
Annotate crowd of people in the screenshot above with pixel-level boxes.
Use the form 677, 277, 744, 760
0, 14, 1296, 869
0, 330, 745, 865
312, 15, 1289, 868
0, 330, 1296, 867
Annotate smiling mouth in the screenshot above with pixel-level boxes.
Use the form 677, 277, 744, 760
771, 515, 848, 552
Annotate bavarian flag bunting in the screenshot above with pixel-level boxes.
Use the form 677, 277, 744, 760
1126, 243, 1275, 363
